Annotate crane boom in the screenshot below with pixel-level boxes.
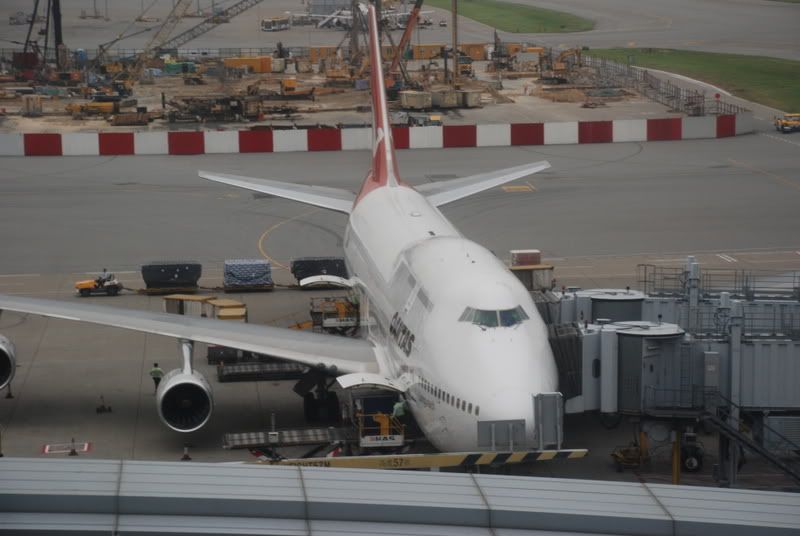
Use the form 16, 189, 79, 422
389, 0, 424, 74
127, 0, 193, 81
158, 0, 265, 52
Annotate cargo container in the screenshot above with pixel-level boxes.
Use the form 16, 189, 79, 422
141, 261, 202, 290
309, 46, 338, 63
431, 89, 458, 109
223, 56, 272, 74
412, 44, 445, 60
290, 257, 348, 283
458, 90, 481, 108
223, 259, 274, 291
271, 57, 286, 73
400, 90, 432, 110
460, 43, 487, 61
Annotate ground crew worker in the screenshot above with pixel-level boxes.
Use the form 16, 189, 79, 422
149, 363, 164, 393
392, 399, 406, 420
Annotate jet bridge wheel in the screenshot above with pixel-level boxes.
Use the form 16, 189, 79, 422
681, 446, 704, 473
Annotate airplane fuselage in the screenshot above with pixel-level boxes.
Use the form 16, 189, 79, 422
344, 183, 559, 452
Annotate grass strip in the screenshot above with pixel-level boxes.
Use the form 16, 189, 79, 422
587, 48, 800, 111
424, 0, 594, 33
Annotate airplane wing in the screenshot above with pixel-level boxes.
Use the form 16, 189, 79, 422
198, 170, 355, 214
0, 294, 378, 374
415, 161, 550, 207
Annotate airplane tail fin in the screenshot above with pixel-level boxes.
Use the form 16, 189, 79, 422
354, 3, 404, 205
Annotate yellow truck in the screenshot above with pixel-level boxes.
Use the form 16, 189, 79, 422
774, 113, 800, 133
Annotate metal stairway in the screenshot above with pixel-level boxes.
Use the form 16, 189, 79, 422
702, 408, 800, 485
159, 0, 265, 51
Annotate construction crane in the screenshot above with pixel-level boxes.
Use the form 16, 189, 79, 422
91, 27, 153, 70
157, 0, 266, 52
124, 0, 194, 83
388, 0, 424, 75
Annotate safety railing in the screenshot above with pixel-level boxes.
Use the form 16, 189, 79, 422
643, 386, 800, 455
638, 264, 800, 300
584, 55, 749, 115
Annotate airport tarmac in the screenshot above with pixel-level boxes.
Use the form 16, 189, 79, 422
0, 114, 798, 490
2, 0, 798, 60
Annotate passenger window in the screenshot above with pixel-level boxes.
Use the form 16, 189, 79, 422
468, 403, 473, 413
475, 406, 480, 416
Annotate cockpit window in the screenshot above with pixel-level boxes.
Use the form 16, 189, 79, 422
500, 307, 529, 326
459, 306, 529, 328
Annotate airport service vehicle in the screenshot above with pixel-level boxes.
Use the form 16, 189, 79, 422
74, 273, 122, 297
0, 5, 556, 452
774, 113, 800, 133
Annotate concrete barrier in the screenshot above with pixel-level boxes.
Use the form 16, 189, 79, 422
578, 121, 613, 144
477, 124, 511, 147
0, 112, 754, 157
236, 130, 272, 153
716, 115, 736, 138
0, 132, 24, 156
134, 132, 168, 155
308, 128, 342, 151
647, 118, 682, 141
205, 131, 240, 154
443, 125, 477, 148
735, 112, 753, 136
341, 128, 371, 151
544, 122, 579, 145
168, 131, 205, 155
409, 126, 443, 149
612, 119, 647, 142
391, 127, 410, 149
273, 129, 307, 152
62, 133, 100, 156
511, 123, 544, 146
24, 133, 62, 156
682, 116, 716, 140
99, 132, 134, 155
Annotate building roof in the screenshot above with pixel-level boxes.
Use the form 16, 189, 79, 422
1, 458, 799, 535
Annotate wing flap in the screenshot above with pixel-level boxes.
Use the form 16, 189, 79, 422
416, 161, 550, 207
198, 171, 355, 214
0, 294, 377, 374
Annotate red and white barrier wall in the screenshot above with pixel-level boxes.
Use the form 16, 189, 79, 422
0, 113, 751, 156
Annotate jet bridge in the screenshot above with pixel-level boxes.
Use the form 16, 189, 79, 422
530, 255, 800, 486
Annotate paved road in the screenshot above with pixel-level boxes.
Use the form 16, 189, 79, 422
2, 0, 798, 59
1, 127, 798, 276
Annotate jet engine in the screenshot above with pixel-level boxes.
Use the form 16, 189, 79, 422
0, 335, 16, 390
156, 369, 213, 433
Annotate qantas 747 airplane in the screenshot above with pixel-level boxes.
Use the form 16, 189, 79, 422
0, 4, 557, 452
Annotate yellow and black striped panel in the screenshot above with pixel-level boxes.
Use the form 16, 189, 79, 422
266, 449, 588, 470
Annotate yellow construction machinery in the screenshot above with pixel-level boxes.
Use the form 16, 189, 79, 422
65, 100, 120, 118
774, 113, 800, 133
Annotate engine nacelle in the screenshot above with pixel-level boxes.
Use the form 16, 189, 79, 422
0, 335, 16, 390
156, 369, 213, 433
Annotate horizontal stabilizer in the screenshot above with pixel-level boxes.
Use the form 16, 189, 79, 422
416, 161, 550, 207
198, 171, 355, 214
